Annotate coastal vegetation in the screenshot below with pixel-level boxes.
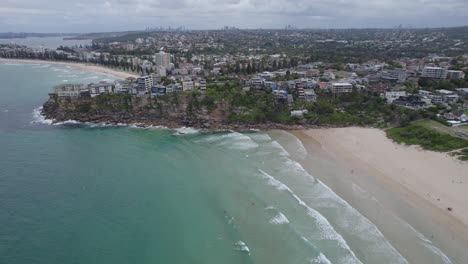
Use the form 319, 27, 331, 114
386, 122, 468, 160
44, 80, 423, 129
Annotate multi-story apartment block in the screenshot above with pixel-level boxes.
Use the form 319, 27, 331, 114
330, 82, 353, 94
137, 75, 153, 93
154, 51, 171, 70
381, 69, 407, 82
446, 70, 465, 80
421, 67, 447, 79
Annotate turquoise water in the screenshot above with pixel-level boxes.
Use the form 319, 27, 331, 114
0, 63, 410, 263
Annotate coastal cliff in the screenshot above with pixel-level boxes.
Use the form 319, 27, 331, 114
42, 92, 303, 130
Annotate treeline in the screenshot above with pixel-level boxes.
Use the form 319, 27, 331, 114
0, 46, 155, 75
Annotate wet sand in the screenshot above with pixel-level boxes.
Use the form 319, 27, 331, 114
272, 128, 468, 263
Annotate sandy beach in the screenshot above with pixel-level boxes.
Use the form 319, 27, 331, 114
0, 58, 138, 79
273, 128, 468, 263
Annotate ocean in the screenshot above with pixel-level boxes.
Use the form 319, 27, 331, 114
0, 62, 413, 263
0, 37, 92, 49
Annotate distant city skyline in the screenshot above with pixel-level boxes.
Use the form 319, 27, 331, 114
1, 0, 468, 33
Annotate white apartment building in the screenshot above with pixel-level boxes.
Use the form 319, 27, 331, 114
54, 84, 84, 97
137, 76, 153, 93
436, 89, 460, 104
381, 69, 407, 82
446, 70, 465, 80
384, 91, 407, 103
198, 79, 207, 90
421, 67, 447, 79
154, 51, 171, 70
88, 82, 114, 97
330, 82, 353, 94
250, 77, 265, 87
183, 81, 194, 91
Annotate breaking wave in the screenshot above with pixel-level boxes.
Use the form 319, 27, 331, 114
257, 169, 361, 263
234, 240, 250, 255
269, 212, 290, 225
173, 127, 200, 135
31, 106, 54, 125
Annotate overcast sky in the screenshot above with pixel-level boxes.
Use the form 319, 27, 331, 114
1, 0, 468, 33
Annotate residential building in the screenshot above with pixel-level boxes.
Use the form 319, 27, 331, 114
393, 95, 427, 108
304, 89, 317, 102
88, 81, 114, 97
154, 51, 171, 70
250, 77, 265, 88
258, 71, 274, 80
183, 81, 194, 91
273, 90, 288, 101
421, 66, 447, 79
166, 83, 182, 93
455, 88, 468, 98
322, 71, 336, 81
151, 85, 166, 95
198, 79, 207, 91
436, 89, 460, 104
446, 70, 465, 80
137, 75, 153, 93
418, 90, 432, 96
54, 84, 84, 97
384, 91, 407, 103
330, 82, 353, 94
431, 95, 443, 104
381, 69, 407, 82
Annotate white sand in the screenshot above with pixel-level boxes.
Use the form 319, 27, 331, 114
0, 58, 138, 79
284, 127, 468, 263
303, 127, 468, 225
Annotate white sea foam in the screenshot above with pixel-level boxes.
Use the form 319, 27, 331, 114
30, 109, 168, 130
31, 64, 50, 69
53, 120, 81, 125
309, 253, 332, 264
197, 132, 259, 150
294, 136, 308, 156
247, 133, 272, 143
31, 107, 54, 125
257, 169, 361, 263
267, 140, 290, 156
269, 212, 290, 225
234, 241, 250, 254
173, 127, 200, 135
259, 136, 409, 263
52, 68, 70, 73
85, 75, 100, 80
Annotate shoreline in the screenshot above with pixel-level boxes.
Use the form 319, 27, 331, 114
0, 58, 138, 79
279, 128, 468, 263
38, 109, 307, 131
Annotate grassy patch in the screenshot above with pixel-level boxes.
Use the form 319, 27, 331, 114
412, 119, 468, 139
452, 149, 468, 160
386, 123, 468, 152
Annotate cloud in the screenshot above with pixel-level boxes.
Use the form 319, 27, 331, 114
0, 7, 56, 15
0, 0, 467, 32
